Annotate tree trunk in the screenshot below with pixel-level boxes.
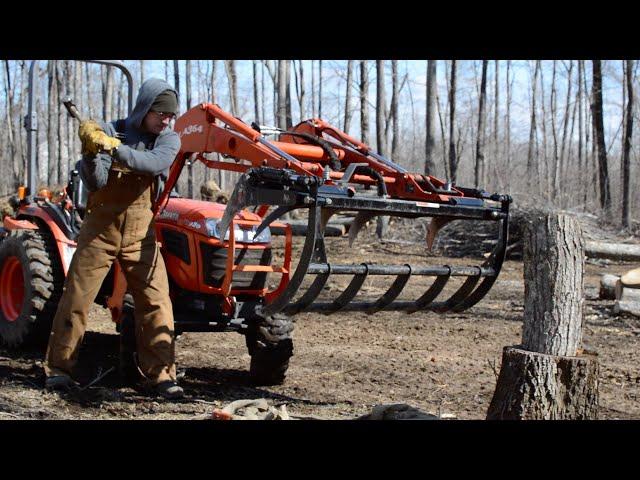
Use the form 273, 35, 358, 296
585, 241, 640, 261
621, 60, 633, 228
527, 61, 540, 193
277, 60, 287, 131
285, 60, 292, 128
3, 61, 16, 190
425, 60, 436, 175
487, 211, 598, 420
474, 60, 488, 188
103, 65, 113, 121
493, 60, 499, 173
487, 346, 598, 420
56, 61, 66, 188
390, 60, 399, 159
448, 60, 457, 183
344, 60, 353, 133
591, 60, 611, 214
376, 60, 387, 156
47, 61, 57, 185
297, 60, 306, 121
140, 60, 145, 87
559, 61, 574, 203
252, 60, 260, 124
311, 60, 316, 118
173, 60, 180, 102
225, 60, 238, 117
550, 61, 560, 200
186, 60, 193, 199
359, 60, 369, 145
260, 60, 266, 124
318, 60, 323, 119
505, 60, 512, 173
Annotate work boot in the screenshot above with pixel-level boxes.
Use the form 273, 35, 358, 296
155, 380, 184, 400
45, 375, 79, 391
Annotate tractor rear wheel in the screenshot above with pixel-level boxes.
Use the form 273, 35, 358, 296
245, 313, 294, 385
0, 230, 64, 347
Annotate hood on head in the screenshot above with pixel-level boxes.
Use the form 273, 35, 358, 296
128, 78, 178, 130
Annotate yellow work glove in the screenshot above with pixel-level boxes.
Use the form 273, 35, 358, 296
78, 120, 121, 156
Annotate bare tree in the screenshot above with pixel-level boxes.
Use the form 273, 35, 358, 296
622, 59, 634, 228
318, 60, 323, 119
311, 60, 316, 118
173, 60, 180, 103
559, 61, 574, 199
591, 60, 611, 214
493, 60, 499, 168
102, 65, 113, 121
390, 60, 399, 158
252, 60, 260, 124
277, 60, 287, 130
448, 60, 458, 183
225, 60, 238, 116
376, 60, 388, 156
527, 61, 541, 193
285, 60, 293, 128
425, 60, 437, 175
140, 60, 145, 86
359, 60, 370, 145
475, 60, 488, 188
344, 60, 353, 133
505, 60, 512, 172
186, 59, 193, 198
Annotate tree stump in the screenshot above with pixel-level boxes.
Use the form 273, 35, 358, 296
487, 211, 599, 420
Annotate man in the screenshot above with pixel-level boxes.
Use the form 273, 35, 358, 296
200, 179, 228, 204
44, 78, 184, 400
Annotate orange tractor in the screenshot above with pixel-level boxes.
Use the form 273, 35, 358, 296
0, 60, 510, 385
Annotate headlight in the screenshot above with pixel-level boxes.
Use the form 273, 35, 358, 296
204, 218, 271, 243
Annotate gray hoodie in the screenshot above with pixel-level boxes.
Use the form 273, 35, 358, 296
78, 78, 181, 197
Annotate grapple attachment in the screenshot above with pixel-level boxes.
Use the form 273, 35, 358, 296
220, 166, 511, 317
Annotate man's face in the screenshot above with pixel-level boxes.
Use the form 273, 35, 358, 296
142, 110, 175, 135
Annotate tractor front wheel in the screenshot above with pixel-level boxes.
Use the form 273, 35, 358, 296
245, 313, 294, 385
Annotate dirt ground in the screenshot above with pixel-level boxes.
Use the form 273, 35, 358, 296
1, 223, 639, 420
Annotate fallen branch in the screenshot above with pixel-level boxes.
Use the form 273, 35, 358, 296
79, 366, 115, 391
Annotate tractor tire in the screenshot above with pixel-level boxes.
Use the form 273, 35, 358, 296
0, 229, 64, 348
245, 313, 294, 385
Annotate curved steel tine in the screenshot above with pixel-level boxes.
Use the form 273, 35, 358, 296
219, 174, 251, 239
284, 230, 330, 315
408, 269, 451, 313
255, 205, 298, 237
325, 269, 369, 314
348, 211, 376, 247
426, 216, 454, 250
450, 206, 510, 312
320, 209, 337, 231
366, 267, 412, 313
431, 269, 482, 313
261, 202, 321, 316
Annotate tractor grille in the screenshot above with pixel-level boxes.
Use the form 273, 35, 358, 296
200, 243, 272, 290
162, 229, 191, 264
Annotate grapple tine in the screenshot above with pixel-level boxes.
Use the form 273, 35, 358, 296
284, 229, 330, 315
348, 211, 376, 247
255, 205, 297, 237
219, 174, 251, 239
260, 202, 322, 316
366, 268, 412, 313
320, 209, 336, 230
408, 269, 451, 313
325, 269, 369, 314
426, 216, 455, 251
431, 268, 482, 313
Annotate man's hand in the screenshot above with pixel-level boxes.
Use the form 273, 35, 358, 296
78, 120, 121, 156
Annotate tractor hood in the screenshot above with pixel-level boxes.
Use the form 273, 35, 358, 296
156, 198, 265, 240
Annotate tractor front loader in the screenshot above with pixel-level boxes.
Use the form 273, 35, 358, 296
164, 103, 511, 320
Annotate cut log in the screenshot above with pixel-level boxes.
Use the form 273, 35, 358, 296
614, 301, 640, 317
486, 346, 599, 420
488, 211, 598, 420
599, 274, 620, 300
522, 212, 585, 356
586, 241, 640, 262
614, 280, 640, 302
621, 267, 640, 288
270, 221, 346, 237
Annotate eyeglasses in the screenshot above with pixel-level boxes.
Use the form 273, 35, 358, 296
152, 111, 176, 120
